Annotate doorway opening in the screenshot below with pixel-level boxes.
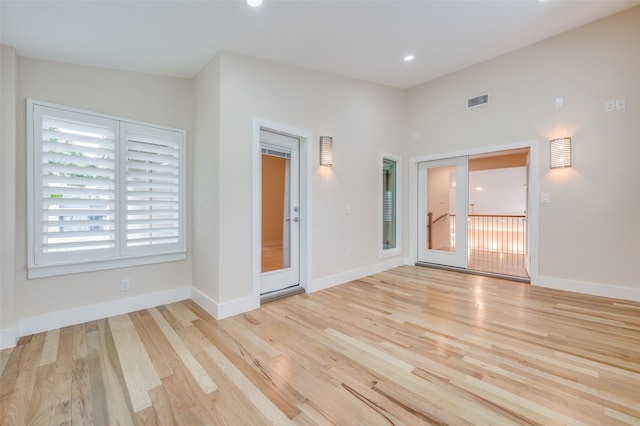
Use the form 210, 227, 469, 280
467, 149, 529, 279
416, 147, 531, 281
252, 118, 312, 306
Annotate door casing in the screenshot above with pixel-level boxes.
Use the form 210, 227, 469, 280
252, 117, 312, 304
409, 140, 540, 283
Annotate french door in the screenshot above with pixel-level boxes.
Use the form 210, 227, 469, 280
260, 130, 300, 295
417, 156, 468, 268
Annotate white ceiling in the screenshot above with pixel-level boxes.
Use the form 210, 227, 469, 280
1, 0, 638, 89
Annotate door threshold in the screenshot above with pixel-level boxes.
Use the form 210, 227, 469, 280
415, 262, 530, 283
260, 285, 305, 304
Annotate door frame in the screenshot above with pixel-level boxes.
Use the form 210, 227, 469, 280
409, 139, 540, 283
252, 117, 312, 304
417, 156, 469, 268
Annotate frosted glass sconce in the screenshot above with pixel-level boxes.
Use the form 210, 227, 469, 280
550, 137, 572, 169
320, 136, 333, 167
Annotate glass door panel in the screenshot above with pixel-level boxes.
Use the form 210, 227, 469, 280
260, 130, 300, 295
261, 153, 291, 272
417, 156, 468, 268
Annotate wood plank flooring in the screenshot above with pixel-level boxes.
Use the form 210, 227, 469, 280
1, 265, 639, 425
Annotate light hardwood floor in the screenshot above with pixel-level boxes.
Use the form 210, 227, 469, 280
1, 265, 639, 425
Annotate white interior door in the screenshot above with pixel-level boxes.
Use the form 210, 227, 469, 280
260, 130, 300, 295
417, 156, 468, 268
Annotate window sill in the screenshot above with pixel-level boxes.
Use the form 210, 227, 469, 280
27, 252, 187, 279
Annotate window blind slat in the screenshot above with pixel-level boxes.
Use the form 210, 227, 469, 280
42, 198, 115, 208
126, 134, 181, 149
41, 139, 115, 158
42, 152, 115, 169
42, 174, 115, 189
42, 240, 115, 251
42, 116, 115, 137
42, 163, 115, 179
127, 152, 179, 166
126, 162, 178, 174
126, 182, 178, 192
127, 140, 179, 157
42, 186, 115, 198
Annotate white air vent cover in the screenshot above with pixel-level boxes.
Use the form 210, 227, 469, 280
467, 93, 489, 108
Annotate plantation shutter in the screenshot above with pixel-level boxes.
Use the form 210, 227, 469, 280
122, 123, 185, 255
29, 100, 187, 277
33, 105, 119, 264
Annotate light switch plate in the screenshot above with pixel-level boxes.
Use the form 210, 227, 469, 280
605, 100, 615, 112
541, 193, 550, 203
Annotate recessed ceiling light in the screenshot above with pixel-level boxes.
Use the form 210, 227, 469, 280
247, 0, 262, 7
404, 54, 414, 62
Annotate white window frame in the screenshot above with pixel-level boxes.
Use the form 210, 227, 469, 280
379, 152, 401, 258
27, 99, 186, 278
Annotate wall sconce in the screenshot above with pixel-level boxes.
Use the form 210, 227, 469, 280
550, 137, 572, 169
320, 136, 333, 167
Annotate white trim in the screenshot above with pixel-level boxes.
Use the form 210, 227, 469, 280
534, 276, 640, 302
252, 117, 313, 303
309, 257, 405, 293
409, 139, 540, 284
190, 287, 260, 320
28, 252, 187, 279
379, 152, 402, 259
0, 326, 17, 350
17, 286, 191, 338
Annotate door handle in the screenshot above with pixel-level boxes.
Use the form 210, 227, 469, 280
285, 218, 300, 223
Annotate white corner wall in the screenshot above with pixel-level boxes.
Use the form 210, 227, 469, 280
191, 54, 223, 316
405, 7, 640, 299
1, 57, 195, 347
1, 46, 18, 348
215, 52, 406, 305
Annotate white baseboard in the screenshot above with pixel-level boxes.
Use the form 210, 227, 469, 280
309, 257, 406, 293
534, 275, 640, 302
17, 286, 191, 339
0, 326, 17, 350
191, 287, 259, 320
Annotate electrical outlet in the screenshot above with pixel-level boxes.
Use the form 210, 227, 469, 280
121, 278, 130, 292
615, 98, 626, 110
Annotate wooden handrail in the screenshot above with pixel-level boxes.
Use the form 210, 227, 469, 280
433, 213, 448, 223
427, 212, 448, 249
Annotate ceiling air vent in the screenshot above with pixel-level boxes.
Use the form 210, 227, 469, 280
467, 93, 489, 109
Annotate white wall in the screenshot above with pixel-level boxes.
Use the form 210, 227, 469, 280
3, 57, 194, 345
191, 52, 406, 309
1, 46, 17, 348
191, 55, 222, 309
405, 7, 640, 294
469, 167, 526, 215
